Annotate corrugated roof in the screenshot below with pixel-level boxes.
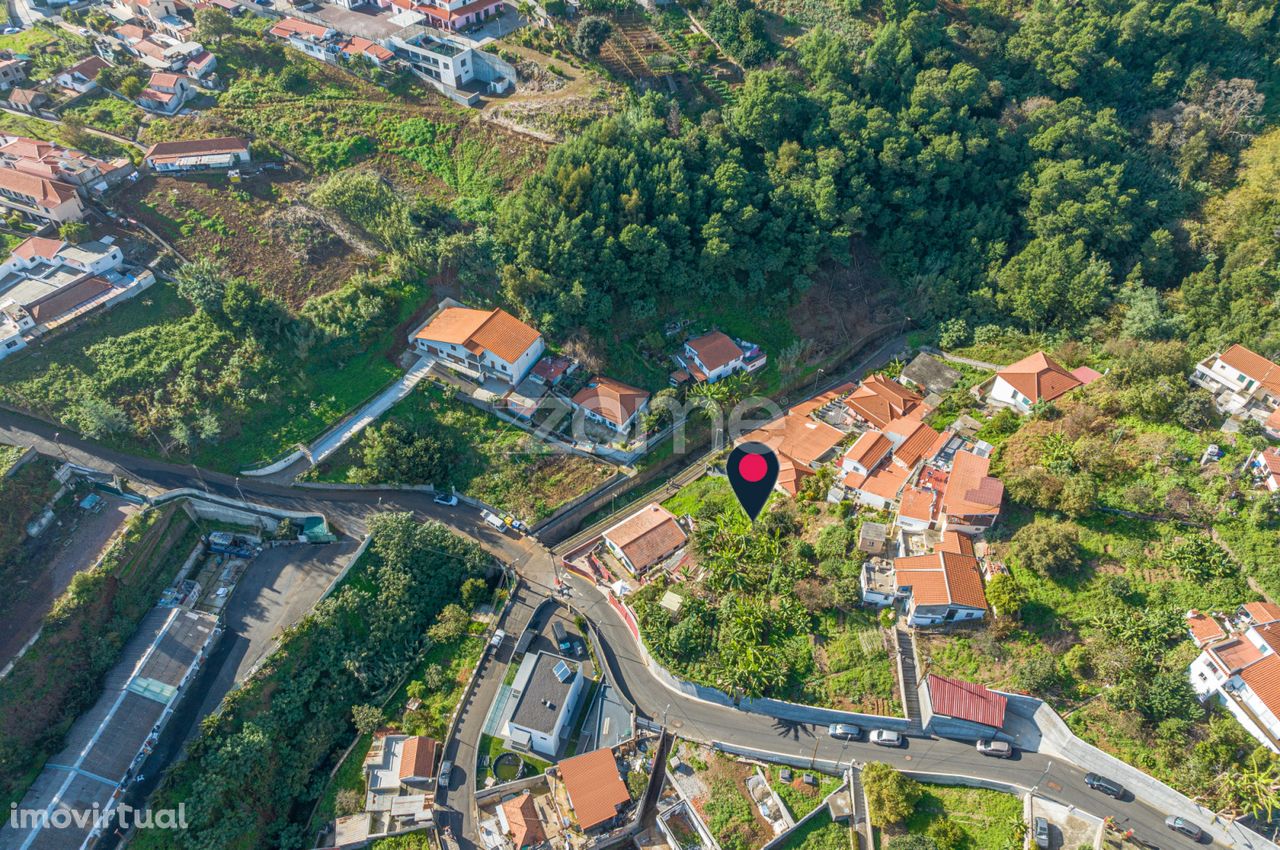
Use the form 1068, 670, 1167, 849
927, 674, 1007, 728
559, 747, 630, 830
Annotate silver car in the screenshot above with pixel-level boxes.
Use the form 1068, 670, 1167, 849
870, 729, 903, 747
828, 723, 862, 740
976, 739, 1014, 758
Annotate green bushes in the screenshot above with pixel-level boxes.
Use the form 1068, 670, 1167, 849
136, 513, 488, 850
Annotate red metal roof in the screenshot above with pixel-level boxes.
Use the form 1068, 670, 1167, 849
926, 674, 1007, 729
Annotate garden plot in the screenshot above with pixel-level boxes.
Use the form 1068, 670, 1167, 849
116, 170, 369, 307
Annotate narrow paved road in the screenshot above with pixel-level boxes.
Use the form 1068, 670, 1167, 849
0, 408, 1267, 850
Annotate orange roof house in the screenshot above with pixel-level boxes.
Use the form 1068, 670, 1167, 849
1186, 611, 1227, 647
842, 431, 892, 476
893, 531, 987, 626
741, 407, 845, 496
680, 331, 745, 382
398, 736, 439, 782
558, 747, 631, 831
884, 417, 942, 469
844, 374, 923, 429
898, 485, 941, 529
572, 377, 651, 431
940, 450, 1003, 534
501, 792, 546, 849
413, 305, 545, 384
991, 351, 1095, 412
602, 503, 687, 574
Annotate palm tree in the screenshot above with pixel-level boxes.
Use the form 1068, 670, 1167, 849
1220, 754, 1280, 823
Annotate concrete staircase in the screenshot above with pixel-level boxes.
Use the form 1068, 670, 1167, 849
895, 628, 923, 728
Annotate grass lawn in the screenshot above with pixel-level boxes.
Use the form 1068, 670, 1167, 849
477, 733, 552, 788
904, 784, 1025, 850
0, 24, 91, 80
65, 91, 146, 139
308, 733, 372, 833
769, 765, 841, 819
776, 812, 853, 850
309, 383, 616, 521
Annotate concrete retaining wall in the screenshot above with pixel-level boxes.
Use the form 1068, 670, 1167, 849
711, 740, 845, 776
760, 781, 851, 850
474, 773, 548, 804
240, 446, 306, 477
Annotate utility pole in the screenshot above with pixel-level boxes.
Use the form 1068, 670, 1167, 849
51, 431, 70, 464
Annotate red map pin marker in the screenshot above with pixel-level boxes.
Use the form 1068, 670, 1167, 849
727, 442, 779, 522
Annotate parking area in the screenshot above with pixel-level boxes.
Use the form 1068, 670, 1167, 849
1029, 794, 1104, 850
311, 3, 407, 40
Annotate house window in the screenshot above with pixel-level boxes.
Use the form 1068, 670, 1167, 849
4, 340, 17, 349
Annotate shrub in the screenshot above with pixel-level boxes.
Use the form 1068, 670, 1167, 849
1013, 519, 1083, 578
862, 762, 922, 826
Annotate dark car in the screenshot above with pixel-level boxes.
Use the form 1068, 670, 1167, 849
1085, 773, 1127, 800
1165, 817, 1205, 842
1034, 817, 1051, 850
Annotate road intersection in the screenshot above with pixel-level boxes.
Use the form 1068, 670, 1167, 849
0, 408, 1271, 850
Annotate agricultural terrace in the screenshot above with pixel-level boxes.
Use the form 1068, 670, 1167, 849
632, 475, 900, 711
0, 29, 542, 473
917, 331, 1280, 816
307, 383, 615, 522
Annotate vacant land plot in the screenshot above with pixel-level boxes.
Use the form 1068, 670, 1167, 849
310, 384, 615, 521
64, 91, 147, 139
0, 24, 91, 79
777, 812, 850, 850
691, 753, 774, 850
117, 170, 370, 307
902, 784, 1025, 850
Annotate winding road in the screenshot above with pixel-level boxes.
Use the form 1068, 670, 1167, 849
0, 407, 1272, 850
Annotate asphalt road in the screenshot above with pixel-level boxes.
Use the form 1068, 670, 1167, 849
0, 408, 1251, 850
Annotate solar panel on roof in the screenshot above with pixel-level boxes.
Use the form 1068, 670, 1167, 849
553, 660, 573, 682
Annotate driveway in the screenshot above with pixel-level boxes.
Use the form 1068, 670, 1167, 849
305, 356, 433, 468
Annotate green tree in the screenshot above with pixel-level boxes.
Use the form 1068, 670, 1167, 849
862, 762, 922, 826
461, 577, 489, 610
194, 7, 234, 44
173, 258, 228, 317
351, 704, 383, 736
996, 237, 1112, 330
1012, 519, 1083, 578
58, 221, 89, 244
985, 572, 1026, 619
118, 74, 145, 99
427, 603, 470, 644
573, 15, 612, 55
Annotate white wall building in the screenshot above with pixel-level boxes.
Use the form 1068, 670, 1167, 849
1186, 603, 1280, 754
412, 305, 544, 386
502, 652, 585, 758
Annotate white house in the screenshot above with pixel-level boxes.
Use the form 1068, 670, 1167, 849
54, 56, 109, 93
892, 531, 988, 627
136, 72, 194, 115
0, 311, 26, 360
502, 652, 585, 758
571, 376, 650, 435
387, 31, 476, 89
673, 331, 765, 384
0, 168, 83, 223
1192, 344, 1280, 418
989, 351, 1097, 414
1187, 603, 1280, 753
412, 305, 544, 386
939, 450, 1003, 536
0, 58, 25, 90
144, 137, 250, 172
268, 17, 339, 61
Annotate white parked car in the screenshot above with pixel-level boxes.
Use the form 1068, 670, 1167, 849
433, 492, 458, 506
490, 629, 506, 648
869, 729, 904, 747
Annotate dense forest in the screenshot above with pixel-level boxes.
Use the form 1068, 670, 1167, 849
497, 0, 1280, 350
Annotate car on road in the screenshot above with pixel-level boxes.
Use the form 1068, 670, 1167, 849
2, 26, 20, 34
1085, 773, 1127, 800
828, 723, 862, 740
481, 509, 507, 531
438, 759, 453, 788
1164, 817, 1204, 841
869, 729, 903, 747
433, 492, 458, 506
490, 629, 506, 648
1034, 817, 1051, 849
975, 739, 1014, 758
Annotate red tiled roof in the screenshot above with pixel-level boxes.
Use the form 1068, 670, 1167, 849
927, 674, 1007, 729
269, 16, 333, 40
885, 417, 941, 469
844, 461, 911, 502
898, 486, 939, 523
559, 748, 630, 830
1239, 654, 1280, 722
145, 136, 247, 162
844, 374, 922, 429
341, 35, 394, 62
148, 71, 186, 89
12, 236, 63, 262
502, 793, 546, 848
1243, 601, 1280, 626
398, 736, 439, 780
63, 56, 109, 81
603, 504, 686, 572
843, 431, 891, 471
415, 306, 542, 365
572, 376, 650, 428
743, 413, 844, 469
685, 331, 743, 374
941, 451, 1002, 520
1218, 344, 1280, 395
996, 351, 1083, 404
1186, 611, 1226, 647
0, 168, 79, 209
